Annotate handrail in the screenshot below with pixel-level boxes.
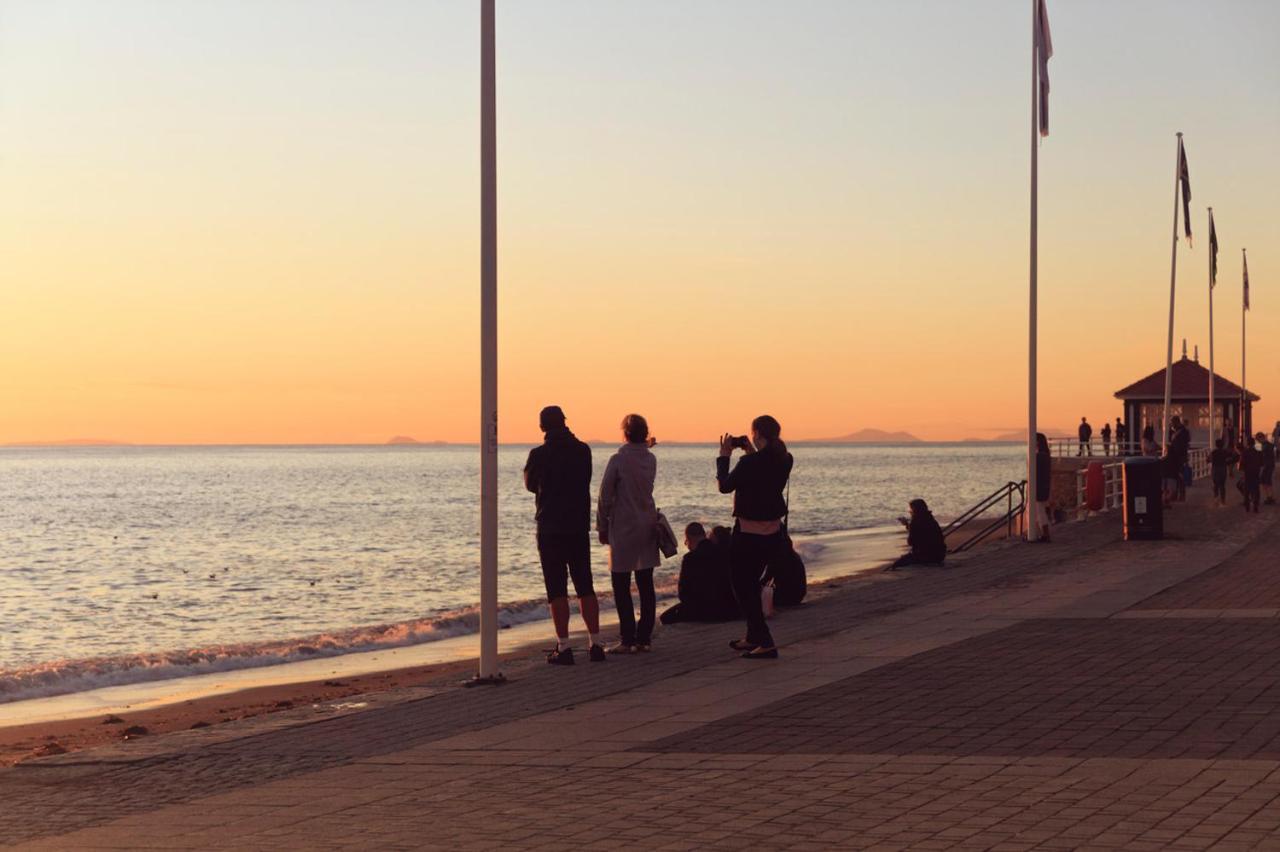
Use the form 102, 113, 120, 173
942, 480, 1026, 554
1074, 447, 1211, 516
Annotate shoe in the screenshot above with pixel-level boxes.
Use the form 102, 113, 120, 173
588, 644, 607, 663
634, 643, 651, 653
741, 646, 779, 660
729, 639, 756, 651
546, 647, 575, 666
605, 642, 635, 655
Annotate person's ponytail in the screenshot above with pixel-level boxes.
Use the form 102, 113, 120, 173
752, 415, 786, 455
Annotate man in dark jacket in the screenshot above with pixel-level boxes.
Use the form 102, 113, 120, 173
524, 406, 604, 665
1241, 439, 1262, 513
660, 523, 738, 624
1078, 417, 1093, 456
1170, 417, 1191, 501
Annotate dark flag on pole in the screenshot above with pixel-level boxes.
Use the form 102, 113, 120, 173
1243, 250, 1250, 311
1036, 0, 1053, 137
1178, 139, 1192, 245
1209, 209, 1218, 288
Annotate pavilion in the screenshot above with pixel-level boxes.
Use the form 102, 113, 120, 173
1114, 345, 1259, 446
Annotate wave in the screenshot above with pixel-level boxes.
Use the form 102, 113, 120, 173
0, 597, 559, 705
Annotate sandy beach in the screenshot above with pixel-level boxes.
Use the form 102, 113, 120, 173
0, 527, 908, 766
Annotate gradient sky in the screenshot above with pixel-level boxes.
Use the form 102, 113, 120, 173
1, 0, 1276, 444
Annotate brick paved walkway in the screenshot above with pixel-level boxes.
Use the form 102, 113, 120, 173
5, 495, 1279, 850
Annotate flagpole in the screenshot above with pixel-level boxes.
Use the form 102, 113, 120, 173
1207, 208, 1215, 445
1026, 0, 1039, 543
1242, 247, 1248, 442
1160, 133, 1182, 458
476, 0, 501, 684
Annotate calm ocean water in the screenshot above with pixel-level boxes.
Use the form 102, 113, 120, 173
0, 443, 1022, 702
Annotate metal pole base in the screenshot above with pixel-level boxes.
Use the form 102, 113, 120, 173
463, 673, 507, 688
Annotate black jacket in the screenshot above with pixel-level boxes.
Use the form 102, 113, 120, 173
716, 450, 793, 522
1170, 427, 1191, 465
908, 511, 946, 563
524, 428, 592, 534
1036, 450, 1052, 502
677, 540, 738, 620
1078, 422, 1092, 441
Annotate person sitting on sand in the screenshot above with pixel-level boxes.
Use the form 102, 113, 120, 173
889, 499, 947, 569
660, 522, 738, 625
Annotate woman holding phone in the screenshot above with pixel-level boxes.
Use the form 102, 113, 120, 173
717, 415, 792, 659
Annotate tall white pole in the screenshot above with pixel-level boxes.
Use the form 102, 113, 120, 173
1026, 0, 1039, 542
478, 0, 500, 681
1207, 208, 1215, 446
1242, 247, 1248, 443
1161, 133, 1181, 458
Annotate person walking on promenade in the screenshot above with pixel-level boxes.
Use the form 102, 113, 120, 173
1034, 432, 1053, 541
1170, 417, 1191, 502
597, 414, 660, 654
1101, 421, 1112, 456
1258, 432, 1276, 506
1241, 437, 1262, 513
1078, 417, 1093, 456
1209, 439, 1237, 507
718, 415, 792, 660
524, 406, 605, 666
1116, 417, 1128, 455
889, 499, 947, 568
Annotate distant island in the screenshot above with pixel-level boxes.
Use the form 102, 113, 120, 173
2, 438, 132, 447
385, 436, 448, 446
816, 429, 922, 444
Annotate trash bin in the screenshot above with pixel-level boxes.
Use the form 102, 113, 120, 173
1122, 457, 1163, 540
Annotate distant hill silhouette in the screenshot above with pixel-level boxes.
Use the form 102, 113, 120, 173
818, 429, 922, 444
990, 428, 1072, 441
3, 438, 131, 447
386, 436, 448, 446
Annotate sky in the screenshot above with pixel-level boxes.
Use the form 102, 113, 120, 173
0, 0, 1276, 444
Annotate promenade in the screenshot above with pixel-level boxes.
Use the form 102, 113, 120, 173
5, 491, 1279, 850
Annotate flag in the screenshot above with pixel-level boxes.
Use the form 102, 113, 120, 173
1209, 209, 1218, 288
1243, 250, 1250, 311
1036, 0, 1053, 137
1178, 139, 1192, 245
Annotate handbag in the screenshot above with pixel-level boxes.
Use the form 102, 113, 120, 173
655, 510, 678, 558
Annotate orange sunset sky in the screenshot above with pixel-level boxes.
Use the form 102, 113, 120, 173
0, 1, 1276, 445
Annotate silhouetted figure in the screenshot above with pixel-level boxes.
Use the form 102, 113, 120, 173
1209, 439, 1237, 507
718, 415, 792, 660
890, 499, 947, 569
660, 523, 738, 625
1142, 424, 1159, 457
1101, 421, 1112, 456
1169, 416, 1191, 502
598, 414, 660, 653
1116, 418, 1128, 455
1257, 432, 1276, 505
1078, 417, 1093, 456
524, 405, 604, 666
1034, 432, 1052, 542
1240, 439, 1263, 513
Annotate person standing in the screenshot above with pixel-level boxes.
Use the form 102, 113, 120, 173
597, 414, 660, 653
1258, 432, 1276, 506
1142, 423, 1159, 457
524, 406, 605, 666
1078, 417, 1093, 457
1116, 417, 1128, 455
1101, 421, 1112, 456
1170, 416, 1191, 502
1035, 432, 1052, 541
1209, 439, 1236, 507
1241, 437, 1263, 513
718, 415, 793, 660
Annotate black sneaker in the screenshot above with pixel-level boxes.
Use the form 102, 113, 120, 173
546, 647, 575, 666
588, 644, 607, 663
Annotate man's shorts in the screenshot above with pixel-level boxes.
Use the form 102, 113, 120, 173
1263, 467, 1275, 486
536, 532, 595, 601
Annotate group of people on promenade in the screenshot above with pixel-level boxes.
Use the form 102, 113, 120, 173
523, 406, 797, 664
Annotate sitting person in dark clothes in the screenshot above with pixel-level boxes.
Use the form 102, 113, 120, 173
709, 525, 732, 551
889, 499, 946, 569
660, 523, 739, 624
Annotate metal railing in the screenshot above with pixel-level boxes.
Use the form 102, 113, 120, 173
942, 480, 1026, 554
1073, 447, 1210, 513
1046, 436, 1143, 458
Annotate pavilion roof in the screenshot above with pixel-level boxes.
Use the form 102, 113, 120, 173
1114, 356, 1260, 401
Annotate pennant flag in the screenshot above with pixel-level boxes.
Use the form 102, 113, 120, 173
1243, 250, 1250, 311
1209, 210, 1218, 288
1036, 0, 1053, 137
1178, 139, 1192, 245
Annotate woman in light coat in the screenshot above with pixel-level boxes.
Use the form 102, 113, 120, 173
597, 414, 659, 653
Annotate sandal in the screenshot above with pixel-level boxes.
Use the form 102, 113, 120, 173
741, 646, 779, 660
729, 639, 756, 652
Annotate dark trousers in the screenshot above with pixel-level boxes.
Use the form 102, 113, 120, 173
612, 569, 655, 645
1213, 477, 1227, 502
1245, 480, 1261, 512
730, 526, 782, 649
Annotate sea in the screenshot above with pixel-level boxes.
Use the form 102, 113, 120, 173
0, 443, 1023, 705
